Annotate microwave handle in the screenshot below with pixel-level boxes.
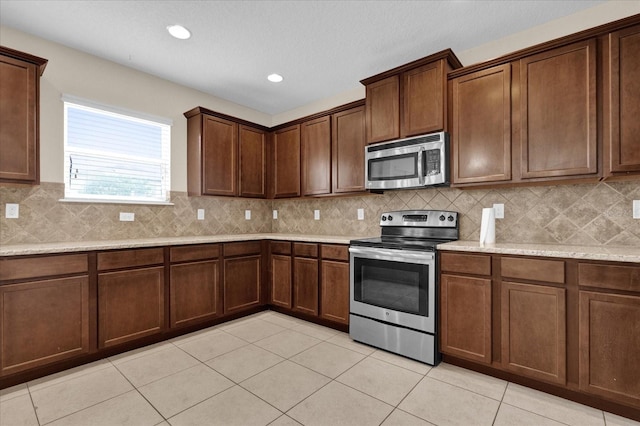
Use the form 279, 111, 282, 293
417, 148, 425, 184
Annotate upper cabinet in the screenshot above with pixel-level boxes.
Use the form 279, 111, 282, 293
301, 116, 331, 196
0, 46, 47, 185
449, 15, 640, 187
605, 23, 640, 178
361, 49, 462, 144
185, 107, 268, 197
271, 124, 301, 198
332, 105, 366, 194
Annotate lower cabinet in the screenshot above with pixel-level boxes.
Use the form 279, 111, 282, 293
0, 276, 89, 376
319, 244, 350, 325
223, 242, 262, 314
270, 241, 293, 309
293, 256, 319, 316
501, 281, 566, 384
170, 244, 221, 328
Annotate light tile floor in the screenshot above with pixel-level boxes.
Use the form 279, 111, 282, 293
2, 310, 639, 426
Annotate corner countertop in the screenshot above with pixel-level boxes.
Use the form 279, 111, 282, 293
0, 233, 366, 256
437, 240, 640, 263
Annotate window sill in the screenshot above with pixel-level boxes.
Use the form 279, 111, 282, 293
59, 198, 175, 206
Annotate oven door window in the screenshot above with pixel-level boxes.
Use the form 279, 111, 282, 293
353, 257, 428, 316
368, 153, 418, 181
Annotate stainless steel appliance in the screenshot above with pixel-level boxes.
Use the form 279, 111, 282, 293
365, 132, 449, 190
349, 210, 459, 365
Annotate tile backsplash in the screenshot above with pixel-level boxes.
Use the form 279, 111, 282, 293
1, 180, 639, 246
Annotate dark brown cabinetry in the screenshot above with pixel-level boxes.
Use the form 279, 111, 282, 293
578, 262, 640, 407
301, 116, 331, 196
269, 241, 292, 309
293, 243, 319, 316
0, 254, 88, 376
451, 65, 512, 184
97, 248, 165, 348
170, 244, 221, 328
0, 47, 47, 184
440, 252, 492, 364
185, 107, 267, 197
222, 242, 262, 314
361, 50, 462, 144
271, 125, 301, 198
605, 23, 640, 177
332, 106, 366, 193
319, 244, 349, 325
518, 40, 597, 180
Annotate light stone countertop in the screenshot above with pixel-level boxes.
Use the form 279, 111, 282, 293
0, 233, 365, 256
438, 240, 640, 263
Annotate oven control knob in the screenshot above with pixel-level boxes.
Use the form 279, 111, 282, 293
447, 215, 454, 222
439, 215, 445, 221
381, 215, 387, 221
387, 215, 393, 221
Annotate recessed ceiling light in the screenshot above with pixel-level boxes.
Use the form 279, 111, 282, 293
267, 73, 284, 83
167, 24, 191, 40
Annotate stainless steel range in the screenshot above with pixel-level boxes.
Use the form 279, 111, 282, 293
349, 210, 459, 365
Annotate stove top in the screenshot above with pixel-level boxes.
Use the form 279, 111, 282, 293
350, 210, 459, 251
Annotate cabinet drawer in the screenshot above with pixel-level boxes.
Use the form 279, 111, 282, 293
578, 262, 640, 293
0, 254, 88, 281
223, 241, 262, 257
294, 243, 318, 258
321, 244, 348, 261
501, 257, 565, 284
270, 241, 292, 255
170, 244, 220, 263
97, 248, 164, 271
440, 252, 491, 276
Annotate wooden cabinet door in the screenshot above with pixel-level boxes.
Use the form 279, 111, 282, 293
0, 277, 89, 376
579, 291, 640, 406
223, 255, 261, 314
452, 64, 512, 184
239, 125, 267, 198
606, 24, 640, 175
0, 55, 39, 183
320, 260, 349, 324
332, 106, 366, 194
98, 267, 164, 348
202, 115, 238, 196
519, 39, 597, 179
301, 116, 331, 196
440, 274, 492, 364
270, 254, 292, 309
272, 125, 301, 198
170, 260, 220, 328
403, 61, 445, 136
502, 281, 566, 385
293, 257, 319, 316
366, 75, 400, 144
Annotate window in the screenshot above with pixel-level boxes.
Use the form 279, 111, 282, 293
63, 96, 171, 204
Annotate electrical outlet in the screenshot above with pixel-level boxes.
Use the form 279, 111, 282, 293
197, 209, 205, 220
245, 210, 251, 220
273, 210, 278, 220
633, 200, 640, 219
314, 210, 320, 220
357, 208, 364, 220
493, 203, 504, 219
5, 203, 19, 219
119, 212, 134, 222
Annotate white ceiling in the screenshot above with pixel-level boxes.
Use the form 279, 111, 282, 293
0, 0, 605, 115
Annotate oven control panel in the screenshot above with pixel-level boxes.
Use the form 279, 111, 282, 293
380, 210, 458, 228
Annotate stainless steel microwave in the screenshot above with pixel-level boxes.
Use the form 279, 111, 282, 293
365, 132, 449, 190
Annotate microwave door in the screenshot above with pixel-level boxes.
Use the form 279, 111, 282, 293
367, 149, 421, 189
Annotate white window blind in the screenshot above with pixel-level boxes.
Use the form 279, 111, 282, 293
63, 97, 171, 204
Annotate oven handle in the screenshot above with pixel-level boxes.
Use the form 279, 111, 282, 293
349, 246, 435, 262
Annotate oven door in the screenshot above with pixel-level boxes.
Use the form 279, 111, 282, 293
349, 246, 436, 333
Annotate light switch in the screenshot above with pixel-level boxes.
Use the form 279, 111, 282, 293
245, 210, 251, 220
493, 203, 504, 219
357, 208, 364, 220
273, 210, 278, 220
119, 212, 134, 221
633, 200, 640, 219
5, 203, 19, 219
314, 210, 320, 220
197, 209, 205, 220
